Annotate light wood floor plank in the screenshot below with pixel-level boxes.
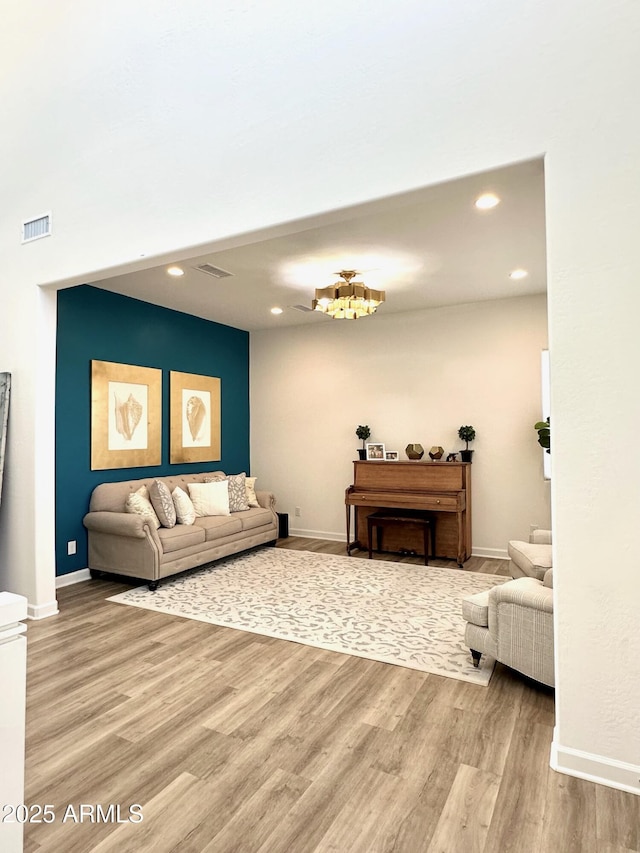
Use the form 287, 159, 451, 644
482, 719, 553, 852
595, 783, 640, 850
425, 763, 501, 853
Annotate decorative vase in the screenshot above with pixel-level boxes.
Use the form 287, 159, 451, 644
358, 448, 367, 460
428, 446, 444, 460
405, 443, 424, 460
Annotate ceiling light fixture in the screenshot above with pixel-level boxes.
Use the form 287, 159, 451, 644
270, 307, 283, 315
509, 268, 528, 280
166, 266, 185, 277
475, 193, 501, 210
312, 270, 385, 320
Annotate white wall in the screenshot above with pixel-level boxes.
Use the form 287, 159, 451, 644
251, 296, 550, 554
2, 0, 640, 791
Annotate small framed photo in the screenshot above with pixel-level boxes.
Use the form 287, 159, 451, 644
366, 442, 385, 460
385, 450, 399, 461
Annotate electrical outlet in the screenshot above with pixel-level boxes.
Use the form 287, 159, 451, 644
67, 540, 77, 556
295, 507, 301, 517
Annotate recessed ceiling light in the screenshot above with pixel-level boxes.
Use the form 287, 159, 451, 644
475, 193, 500, 210
167, 266, 184, 277
270, 307, 283, 315
509, 269, 528, 280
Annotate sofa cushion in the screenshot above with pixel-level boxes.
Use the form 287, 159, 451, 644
234, 507, 275, 532
508, 540, 552, 581
172, 486, 196, 525
157, 524, 206, 554
461, 590, 490, 627
125, 487, 161, 529
188, 481, 230, 517
193, 515, 242, 541
245, 476, 259, 508
227, 473, 250, 512
149, 479, 177, 528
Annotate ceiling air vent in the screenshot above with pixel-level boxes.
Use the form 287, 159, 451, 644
22, 212, 52, 243
290, 304, 314, 313
194, 263, 233, 279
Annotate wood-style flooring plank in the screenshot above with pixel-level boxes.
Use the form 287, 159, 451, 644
539, 770, 599, 853
425, 763, 501, 853
482, 719, 553, 852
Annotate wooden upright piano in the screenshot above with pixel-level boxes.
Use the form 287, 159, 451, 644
345, 460, 471, 566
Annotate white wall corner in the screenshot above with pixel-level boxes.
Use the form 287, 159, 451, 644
551, 737, 640, 796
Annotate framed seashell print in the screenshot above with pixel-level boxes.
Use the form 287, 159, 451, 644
169, 371, 221, 464
91, 360, 162, 470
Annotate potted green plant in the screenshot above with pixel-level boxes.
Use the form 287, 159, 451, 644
534, 417, 550, 453
356, 425, 371, 459
458, 425, 476, 462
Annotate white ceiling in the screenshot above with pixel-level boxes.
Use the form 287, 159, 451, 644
90, 158, 547, 332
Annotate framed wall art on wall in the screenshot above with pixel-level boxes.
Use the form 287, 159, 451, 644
170, 371, 221, 464
91, 360, 162, 470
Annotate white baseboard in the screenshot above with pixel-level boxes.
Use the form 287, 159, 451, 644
27, 600, 59, 620
56, 568, 91, 588
290, 529, 508, 561
471, 547, 509, 560
289, 527, 346, 543
551, 739, 640, 795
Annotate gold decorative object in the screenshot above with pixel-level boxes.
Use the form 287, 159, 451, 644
312, 270, 385, 319
91, 360, 162, 470
429, 446, 444, 460
170, 371, 221, 464
405, 443, 424, 460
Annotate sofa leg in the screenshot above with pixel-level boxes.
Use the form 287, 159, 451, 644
148, 580, 159, 592
470, 649, 482, 668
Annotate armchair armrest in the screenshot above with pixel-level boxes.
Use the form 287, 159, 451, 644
530, 528, 552, 545
83, 511, 156, 539
490, 576, 554, 616
489, 576, 555, 687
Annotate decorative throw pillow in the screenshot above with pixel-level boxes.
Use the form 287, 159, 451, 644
149, 479, 177, 528
203, 472, 226, 483
125, 487, 161, 529
245, 476, 259, 508
188, 480, 230, 517
227, 473, 249, 512
172, 486, 196, 525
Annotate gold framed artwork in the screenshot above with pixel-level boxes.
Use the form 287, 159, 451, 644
170, 371, 221, 464
91, 360, 162, 470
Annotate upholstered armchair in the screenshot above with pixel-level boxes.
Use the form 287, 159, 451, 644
508, 528, 552, 580
462, 568, 555, 687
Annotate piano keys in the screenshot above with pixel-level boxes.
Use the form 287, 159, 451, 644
345, 460, 471, 566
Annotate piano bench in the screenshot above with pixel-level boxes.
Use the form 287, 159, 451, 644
367, 510, 433, 566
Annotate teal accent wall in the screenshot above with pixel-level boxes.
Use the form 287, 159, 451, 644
55, 285, 250, 576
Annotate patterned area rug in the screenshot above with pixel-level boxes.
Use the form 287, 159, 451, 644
107, 548, 506, 686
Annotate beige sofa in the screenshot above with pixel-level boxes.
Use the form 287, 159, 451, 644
83, 471, 277, 590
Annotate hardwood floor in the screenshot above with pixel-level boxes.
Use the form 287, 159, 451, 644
23, 539, 639, 852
